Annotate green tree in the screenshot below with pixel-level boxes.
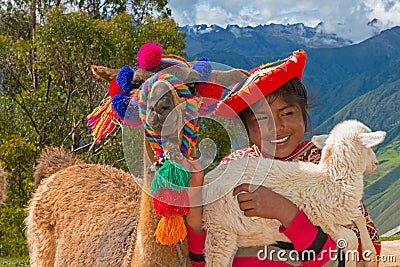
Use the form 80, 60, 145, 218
0, 135, 38, 256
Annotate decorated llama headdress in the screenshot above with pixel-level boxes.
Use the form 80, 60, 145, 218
87, 41, 196, 143
86, 41, 226, 143
86, 41, 227, 250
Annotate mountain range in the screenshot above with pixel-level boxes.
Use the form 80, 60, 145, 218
180, 24, 400, 234
181, 23, 352, 59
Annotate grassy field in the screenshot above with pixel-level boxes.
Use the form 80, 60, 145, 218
381, 233, 400, 241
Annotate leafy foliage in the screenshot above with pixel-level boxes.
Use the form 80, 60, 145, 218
0, 135, 38, 256
0, 0, 186, 258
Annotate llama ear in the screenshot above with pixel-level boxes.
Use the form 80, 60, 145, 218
91, 65, 119, 82
312, 135, 329, 149
358, 131, 386, 148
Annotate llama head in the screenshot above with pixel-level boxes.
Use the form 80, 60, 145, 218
312, 120, 386, 173
146, 79, 180, 140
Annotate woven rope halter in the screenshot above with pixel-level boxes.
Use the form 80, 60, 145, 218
138, 72, 201, 159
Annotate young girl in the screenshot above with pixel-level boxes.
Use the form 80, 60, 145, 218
185, 50, 381, 266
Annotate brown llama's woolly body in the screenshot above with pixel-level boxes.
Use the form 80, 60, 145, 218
25, 148, 141, 267
0, 164, 6, 204
26, 147, 190, 267
33, 147, 85, 188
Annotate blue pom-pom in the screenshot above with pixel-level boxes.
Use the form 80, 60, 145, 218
112, 93, 130, 119
191, 57, 212, 81
116, 66, 135, 94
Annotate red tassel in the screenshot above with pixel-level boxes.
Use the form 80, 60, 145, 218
153, 188, 190, 217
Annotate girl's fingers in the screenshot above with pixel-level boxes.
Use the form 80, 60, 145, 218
243, 209, 257, 217
236, 191, 253, 202
233, 183, 251, 196
238, 200, 255, 211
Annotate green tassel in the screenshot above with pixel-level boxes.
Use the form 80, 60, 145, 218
151, 160, 191, 194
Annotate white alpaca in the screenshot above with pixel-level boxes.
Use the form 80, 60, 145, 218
203, 120, 385, 267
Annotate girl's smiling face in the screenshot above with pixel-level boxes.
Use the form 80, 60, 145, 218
245, 96, 306, 158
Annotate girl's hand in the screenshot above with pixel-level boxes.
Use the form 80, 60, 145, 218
233, 183, 298, 228
184, 156, 205, 233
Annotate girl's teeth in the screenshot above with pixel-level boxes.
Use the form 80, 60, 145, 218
270, 136, 289, 143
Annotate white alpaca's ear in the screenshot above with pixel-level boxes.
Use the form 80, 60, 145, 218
358, 131, 386, 148
312, 135, 329, 149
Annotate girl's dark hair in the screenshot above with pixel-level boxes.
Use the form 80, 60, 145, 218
238, 77, 311, 133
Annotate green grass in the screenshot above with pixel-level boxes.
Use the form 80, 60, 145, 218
381, 233, 400, 241
0, 257, 29, 267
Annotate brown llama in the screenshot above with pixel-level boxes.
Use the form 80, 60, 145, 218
25, 147, 142, 266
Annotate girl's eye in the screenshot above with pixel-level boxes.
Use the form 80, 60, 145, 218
282, 111, 293, 116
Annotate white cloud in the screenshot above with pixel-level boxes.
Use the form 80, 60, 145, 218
168, 0, 400, 42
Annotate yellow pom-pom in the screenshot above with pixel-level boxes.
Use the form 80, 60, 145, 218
154, 215, 187, 246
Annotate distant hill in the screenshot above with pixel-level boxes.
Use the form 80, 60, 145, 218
312, 79, 400, 145
303, 26, 400, 126
364, 135, 400, 234
310, 80, 400, 234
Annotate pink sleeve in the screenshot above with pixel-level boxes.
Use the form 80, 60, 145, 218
280, 210, 337, 266
186, 223, 206, 267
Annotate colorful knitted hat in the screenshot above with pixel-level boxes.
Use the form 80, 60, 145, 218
215, 50, 307, 118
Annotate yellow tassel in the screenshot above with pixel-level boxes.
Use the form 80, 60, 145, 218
154, 215, 187, 246
86, 97, 120, 143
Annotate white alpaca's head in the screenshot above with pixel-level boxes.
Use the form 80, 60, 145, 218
312, 120, 386, 173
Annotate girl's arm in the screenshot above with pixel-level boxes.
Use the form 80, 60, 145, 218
234, 183, 338, 266
184, 158, 206, 266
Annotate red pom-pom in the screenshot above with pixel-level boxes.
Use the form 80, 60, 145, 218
153, 188, 190, 217
196, 82, 225, 100
197, 83, 226, 115
137, 41, 163, 70
108, 79, 123, 97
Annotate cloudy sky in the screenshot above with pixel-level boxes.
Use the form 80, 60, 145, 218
168, 0, 400, 43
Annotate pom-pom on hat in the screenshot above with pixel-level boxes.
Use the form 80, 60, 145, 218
137, 41, 190, 71
137, 41, 163, 70
116, 65, 135, 93
107, 79, 124, 98
191, 57, 212, 81
215, 50, 307, 118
